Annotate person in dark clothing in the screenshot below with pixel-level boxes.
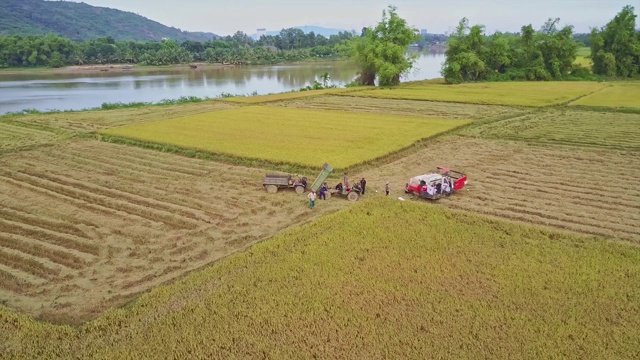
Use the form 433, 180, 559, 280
360, 178, 367, 195
319, 183, 327, 200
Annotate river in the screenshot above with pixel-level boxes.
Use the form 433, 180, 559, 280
0, 52, 446, 114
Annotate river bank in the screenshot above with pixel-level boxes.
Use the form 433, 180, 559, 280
0, 57, 349, 76
0, 53, 445, 114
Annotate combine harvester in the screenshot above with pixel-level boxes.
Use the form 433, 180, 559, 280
404, 166, 468, 200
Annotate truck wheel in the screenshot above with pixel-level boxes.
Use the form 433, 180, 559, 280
295, 186, 305, 194
347, 192, 358, 201
266, 185, 278, 194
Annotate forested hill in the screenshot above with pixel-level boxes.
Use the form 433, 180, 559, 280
0, 0, 218, 42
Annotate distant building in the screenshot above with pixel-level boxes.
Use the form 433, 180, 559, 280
420, 29, 428, 36
257, 28, 267, 38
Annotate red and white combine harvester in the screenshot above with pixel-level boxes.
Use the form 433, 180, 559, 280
404, 167, 468, 200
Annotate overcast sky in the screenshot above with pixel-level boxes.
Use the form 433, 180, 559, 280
71, 0, 635, 36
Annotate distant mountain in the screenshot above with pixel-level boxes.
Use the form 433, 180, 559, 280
0, 0, 218, 42
250, 26, 351, 39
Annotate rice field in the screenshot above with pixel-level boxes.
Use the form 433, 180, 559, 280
573, 56, 592, 69
363, 136, 640, 243
2, 78, 640, 357
220, 87, 367, 104
2, 199, 639, 359
340, 82, 609, 107
270, 95, 525, 120
573, 47, 592, 69
0, 121, 62, 154
570, 82, 640, 109
100, 106, 471, 169
3, 101, 237, 132
460, 109, 640, 150
0, 140, 346, 323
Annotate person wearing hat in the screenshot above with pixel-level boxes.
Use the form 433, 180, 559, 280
308, 189, 317, 209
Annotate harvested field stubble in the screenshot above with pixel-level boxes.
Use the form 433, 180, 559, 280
461, 109, 640, 150
2, 199, 639, 359
0, 121, 62, 153
2, 101, 237, 132
0, 140, 346, 322
363, 137, 640, 243
100, 106, 471, 169
341, 82, 608, 107
270, 95, 525, 119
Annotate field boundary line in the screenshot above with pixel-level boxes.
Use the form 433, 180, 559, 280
333, 89, 555, 108
443, 202, 632, 243
461, 134, 640, 152
334, 83, 616, 109
557, 84, 611, 107
216, 88, 370, 105
565, 104, 640, 114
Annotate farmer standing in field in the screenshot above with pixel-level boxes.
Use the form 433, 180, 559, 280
343, 172, 349, 189
385, 182, 390, 196
319, 183, 327, 200
360, 178, 367, 195
308, 189, 317, 209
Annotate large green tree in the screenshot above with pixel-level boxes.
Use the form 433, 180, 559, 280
342, 5, 420, 86
590, 5, 639, 77
442, 17, 578, 83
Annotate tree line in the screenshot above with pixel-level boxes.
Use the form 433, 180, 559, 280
0, 29, 355, 68
442, 5, 639, 83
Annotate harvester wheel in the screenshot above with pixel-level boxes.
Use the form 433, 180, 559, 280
266, 185, 278, 194
295, 186, 305, 194
347, 192, 358, 201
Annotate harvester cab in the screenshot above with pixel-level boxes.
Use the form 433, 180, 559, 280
405, 166, 467, 200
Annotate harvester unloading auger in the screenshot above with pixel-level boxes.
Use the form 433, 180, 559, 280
311, 163, 361, 201
310, 163, 333, 192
